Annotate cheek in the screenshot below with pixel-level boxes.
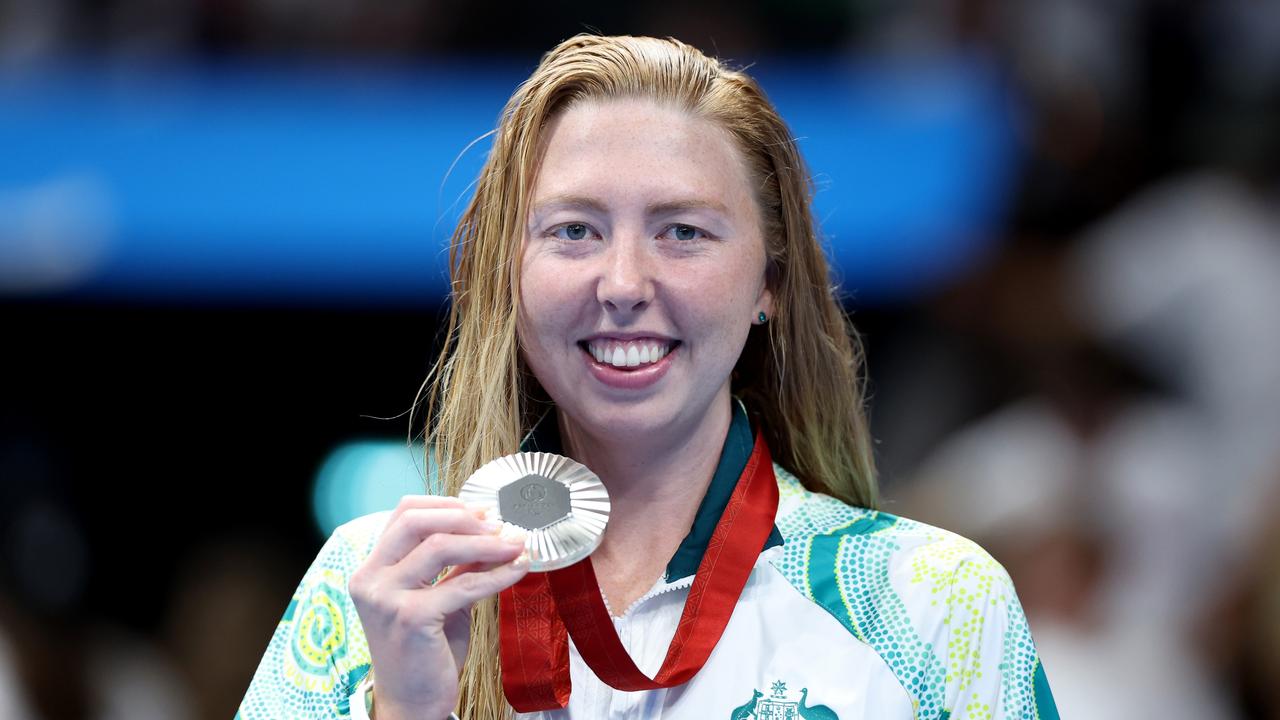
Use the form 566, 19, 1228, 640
518, 258, 584, 359
673, 275, 755, 345
517, 264, 553, 364
690, 257, 764, 317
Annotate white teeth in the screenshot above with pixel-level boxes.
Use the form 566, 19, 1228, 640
587, 339, 674, 368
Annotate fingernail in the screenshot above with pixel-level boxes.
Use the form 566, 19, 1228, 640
511, 552, 530, 569
502, 529, 528, 545
482, 519, 504, 533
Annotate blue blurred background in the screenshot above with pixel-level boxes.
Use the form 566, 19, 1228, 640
0, 58, 1016, 303
3, 2, 1279, 718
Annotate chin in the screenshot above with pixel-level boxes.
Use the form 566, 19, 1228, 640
560, 397, 680, 442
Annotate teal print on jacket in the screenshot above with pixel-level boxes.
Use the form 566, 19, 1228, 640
770, 465, 1061, 720
731, 680, 841, 719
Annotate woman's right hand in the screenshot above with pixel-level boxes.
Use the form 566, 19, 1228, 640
348, 495, 529, 720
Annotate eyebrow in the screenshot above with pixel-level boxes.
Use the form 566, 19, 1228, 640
531, 194, 730, 217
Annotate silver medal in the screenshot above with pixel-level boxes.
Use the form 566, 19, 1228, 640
458, 452, 610, 571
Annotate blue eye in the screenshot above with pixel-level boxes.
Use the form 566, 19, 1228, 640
550, 223, 593, 241
664, 224, 706, 241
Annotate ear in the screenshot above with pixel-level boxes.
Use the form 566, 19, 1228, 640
756, 284, 774, 321
756, 254, 778, 321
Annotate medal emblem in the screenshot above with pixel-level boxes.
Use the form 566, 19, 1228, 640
459, 452, 610, 571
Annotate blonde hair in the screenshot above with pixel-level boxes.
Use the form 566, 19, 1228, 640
420, 34, 878, 718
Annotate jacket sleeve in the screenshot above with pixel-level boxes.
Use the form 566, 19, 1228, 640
236, 515, 387, 719
930, 551, 1060, 720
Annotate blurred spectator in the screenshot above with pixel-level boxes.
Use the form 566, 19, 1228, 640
162, 536, 300, 720
0, 420, 194, 720
878, 6, 1279, 713
0, 598, 194, 720
1066, 171, 1280, 719
1067, 173, 1280, 562
895, 239, 1239, 719
1202, 461, 1280, 719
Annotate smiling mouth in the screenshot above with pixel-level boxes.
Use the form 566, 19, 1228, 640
579, 339, 681, 369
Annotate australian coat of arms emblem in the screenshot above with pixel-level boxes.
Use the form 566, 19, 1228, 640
729, 680, 840, 720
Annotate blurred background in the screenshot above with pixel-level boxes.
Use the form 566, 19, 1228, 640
2, 0, 1279, 718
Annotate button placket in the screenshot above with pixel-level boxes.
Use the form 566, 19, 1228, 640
607, 612, 632, 719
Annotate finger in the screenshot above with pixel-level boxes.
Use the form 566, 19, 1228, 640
391, 533, 525, 589
369, 506, 499, 567
426, 555, 532, 616
387, 494, 496, 528
437, 558, 510, 584
386, 494, 465, 524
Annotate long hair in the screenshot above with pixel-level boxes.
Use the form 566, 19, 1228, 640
421, 34, 878, 718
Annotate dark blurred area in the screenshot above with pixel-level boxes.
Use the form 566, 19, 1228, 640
2, 1, 1279, 718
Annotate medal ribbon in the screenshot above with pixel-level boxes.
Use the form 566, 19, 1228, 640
498, 431, 779, 711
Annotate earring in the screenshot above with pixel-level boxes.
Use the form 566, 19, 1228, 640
757, 311, 768, 324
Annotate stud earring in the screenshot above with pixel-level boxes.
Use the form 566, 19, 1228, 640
757, 311, 768, 324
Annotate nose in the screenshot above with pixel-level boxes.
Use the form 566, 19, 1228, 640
596, 237, 654, 314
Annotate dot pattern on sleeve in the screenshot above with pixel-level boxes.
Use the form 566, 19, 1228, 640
768, 464, 1058, 720
236, 513, 388, 719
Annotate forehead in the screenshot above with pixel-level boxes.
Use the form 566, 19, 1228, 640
532, 97, 756, 212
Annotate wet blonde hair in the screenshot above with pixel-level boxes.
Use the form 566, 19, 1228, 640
420, 33, 877, 718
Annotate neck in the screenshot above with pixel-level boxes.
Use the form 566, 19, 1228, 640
557, 391, 733, 610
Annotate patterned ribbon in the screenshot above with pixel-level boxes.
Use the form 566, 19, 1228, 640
498, 432, 779, 711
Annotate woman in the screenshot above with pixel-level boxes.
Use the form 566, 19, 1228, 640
237, 34, 1059, 720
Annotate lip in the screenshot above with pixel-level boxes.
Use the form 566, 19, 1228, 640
579, 331, 678, 343
581, 342, 678, 390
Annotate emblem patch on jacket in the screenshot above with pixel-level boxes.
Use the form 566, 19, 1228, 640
729, 680, 840, 719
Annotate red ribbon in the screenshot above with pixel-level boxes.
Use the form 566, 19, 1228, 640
498, 432, 779, 711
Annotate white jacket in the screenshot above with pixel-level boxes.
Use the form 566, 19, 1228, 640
238, 408, 1058, 719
